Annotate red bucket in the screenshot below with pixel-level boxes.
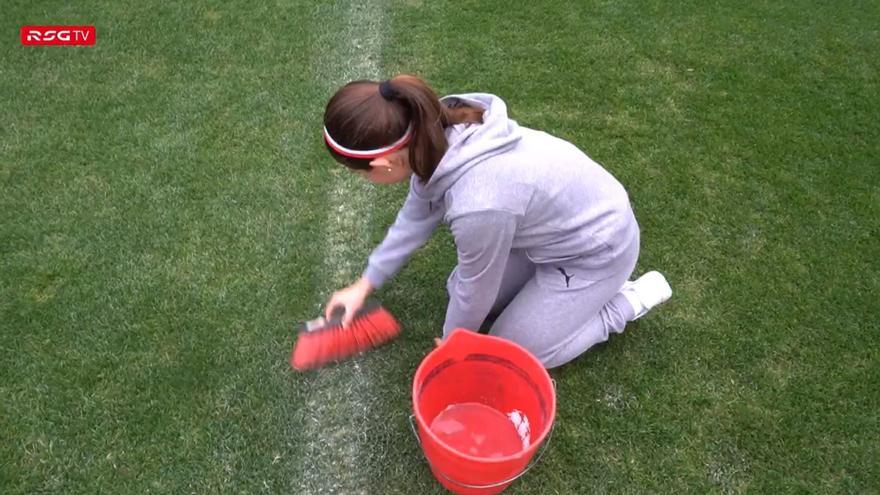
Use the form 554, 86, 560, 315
411, 329, 556, 494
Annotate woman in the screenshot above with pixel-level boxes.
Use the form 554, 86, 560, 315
322, 74, 671, 368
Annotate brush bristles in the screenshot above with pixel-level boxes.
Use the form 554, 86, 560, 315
290, 305, 401, 371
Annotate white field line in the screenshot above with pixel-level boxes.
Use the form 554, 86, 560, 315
297, 2, 386, 494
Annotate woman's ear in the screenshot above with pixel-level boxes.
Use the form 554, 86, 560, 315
369, 156, 391, 169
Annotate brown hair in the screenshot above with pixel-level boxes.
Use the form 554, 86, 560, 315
323, 74, 484, 182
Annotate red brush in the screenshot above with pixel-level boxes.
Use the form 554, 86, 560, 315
290, 301, 401, 371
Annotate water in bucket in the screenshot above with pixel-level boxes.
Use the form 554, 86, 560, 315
430, 402, 523, 458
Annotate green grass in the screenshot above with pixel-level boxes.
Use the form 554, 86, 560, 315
2, 0, 878, 493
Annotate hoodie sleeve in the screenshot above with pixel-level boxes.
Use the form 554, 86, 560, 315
443, 210, 517, 334
362, 188, 444, 289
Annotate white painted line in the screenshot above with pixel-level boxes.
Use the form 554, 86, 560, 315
297, 2, 387, 493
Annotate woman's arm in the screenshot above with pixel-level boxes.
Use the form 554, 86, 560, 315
363, 188, 445, 289
327, 189, 443, 325
444, 210, 518, 334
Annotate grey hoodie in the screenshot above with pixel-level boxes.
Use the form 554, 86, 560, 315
363, 93, 639, 333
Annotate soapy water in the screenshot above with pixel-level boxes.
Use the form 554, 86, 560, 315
429, 402, 529, 458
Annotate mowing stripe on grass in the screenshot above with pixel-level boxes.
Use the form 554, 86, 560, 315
296, 1, 386, 493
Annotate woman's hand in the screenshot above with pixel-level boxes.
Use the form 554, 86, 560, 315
325, 276, 374, 327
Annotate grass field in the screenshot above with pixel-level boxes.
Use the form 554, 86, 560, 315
2, 0, 878, 493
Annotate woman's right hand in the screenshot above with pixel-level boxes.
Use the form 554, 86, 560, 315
325, 276, 374, 327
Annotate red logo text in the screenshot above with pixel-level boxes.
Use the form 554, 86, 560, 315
21, 26, 95, 46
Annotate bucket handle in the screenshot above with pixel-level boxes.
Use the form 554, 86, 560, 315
408, 379, 556, 490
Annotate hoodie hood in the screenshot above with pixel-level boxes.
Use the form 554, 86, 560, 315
410, 93, 522, 201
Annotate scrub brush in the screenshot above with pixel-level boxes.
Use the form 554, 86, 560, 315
290, 300, 401, 371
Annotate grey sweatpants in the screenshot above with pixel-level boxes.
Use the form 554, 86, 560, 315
445, 245, 638, 368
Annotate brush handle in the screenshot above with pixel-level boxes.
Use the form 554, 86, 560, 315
330, 300, 382, 325
298, 300, 382, 333
326, 305, 346, 327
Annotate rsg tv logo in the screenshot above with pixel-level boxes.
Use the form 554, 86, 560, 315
21, 26, 95, 46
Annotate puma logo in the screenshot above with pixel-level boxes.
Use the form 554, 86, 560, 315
557, 267, 574, 288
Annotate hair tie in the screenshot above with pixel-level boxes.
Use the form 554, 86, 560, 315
378, 80, 397, 101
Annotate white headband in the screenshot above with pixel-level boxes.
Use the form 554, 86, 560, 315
323, 124, 413, 159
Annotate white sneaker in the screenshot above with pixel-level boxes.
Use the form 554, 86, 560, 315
620, 271, 672, 320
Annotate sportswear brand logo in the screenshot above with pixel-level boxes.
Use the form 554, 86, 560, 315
557, 267, 574, 288
21, 26, 95, 46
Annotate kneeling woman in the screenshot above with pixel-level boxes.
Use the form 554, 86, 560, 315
322, 74, 671, 368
